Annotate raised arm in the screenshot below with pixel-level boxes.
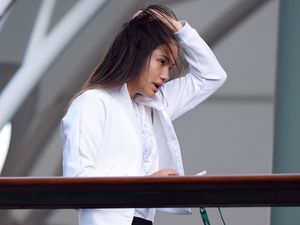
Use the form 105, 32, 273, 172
163, 21, 227, 120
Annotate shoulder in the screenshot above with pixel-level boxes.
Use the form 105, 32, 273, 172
77, 89, 109, 100
65, 89, 113, 118
61, 90, 110, 135
72, 89, 111, 107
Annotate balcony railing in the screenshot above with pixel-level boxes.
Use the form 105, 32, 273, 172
0, 174, 300, 209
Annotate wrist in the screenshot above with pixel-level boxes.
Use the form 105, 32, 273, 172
173, 20, 183, 31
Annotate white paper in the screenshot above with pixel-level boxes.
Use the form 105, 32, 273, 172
195, 170, 207, 176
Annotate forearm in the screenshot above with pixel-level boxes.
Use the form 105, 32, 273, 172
175, 21, 227, 83
163, 21, 227, 120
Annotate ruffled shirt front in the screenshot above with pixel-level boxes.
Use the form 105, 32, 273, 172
132, 100, 158, 222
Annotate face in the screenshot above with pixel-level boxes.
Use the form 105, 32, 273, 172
128, 43, 178, 98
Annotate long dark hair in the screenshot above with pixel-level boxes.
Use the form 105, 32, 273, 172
86, 4, 183, 87
68, 4, 184, 107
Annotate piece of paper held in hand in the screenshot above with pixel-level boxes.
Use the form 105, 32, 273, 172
195, 170, 207, 176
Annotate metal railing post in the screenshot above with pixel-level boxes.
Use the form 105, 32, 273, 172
272, 0, 300, 224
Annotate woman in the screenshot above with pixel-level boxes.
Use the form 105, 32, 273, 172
61, 4, 227, 225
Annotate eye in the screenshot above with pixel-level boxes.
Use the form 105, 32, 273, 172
158, 58, 166, 65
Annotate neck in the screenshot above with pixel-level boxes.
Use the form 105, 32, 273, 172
126, 81, 137, 98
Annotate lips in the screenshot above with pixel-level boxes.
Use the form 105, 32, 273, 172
153, 83, 162, 90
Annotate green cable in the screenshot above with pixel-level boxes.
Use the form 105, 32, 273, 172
199, 207, 226, 225
199, 208, 211, 225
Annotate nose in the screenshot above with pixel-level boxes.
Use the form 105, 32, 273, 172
160, 68, 170, 82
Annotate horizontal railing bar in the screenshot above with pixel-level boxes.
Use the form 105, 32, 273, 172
0, 174, 300, 209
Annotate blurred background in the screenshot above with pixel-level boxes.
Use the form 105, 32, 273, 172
1, 0, 299, 225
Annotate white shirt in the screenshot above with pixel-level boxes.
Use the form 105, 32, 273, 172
61, 21, 227, 225
132, 101, 158, 222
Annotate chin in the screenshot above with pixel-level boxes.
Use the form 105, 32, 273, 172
147, 92, 156, 98
140, 91, 155, 98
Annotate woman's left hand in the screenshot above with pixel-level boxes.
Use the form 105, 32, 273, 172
152, 10, 183, 32
149, 169, 179, 176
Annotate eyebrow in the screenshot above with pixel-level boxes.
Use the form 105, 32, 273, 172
158, 54, 175, 65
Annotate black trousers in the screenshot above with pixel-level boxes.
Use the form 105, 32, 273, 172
131, 217, 153, 225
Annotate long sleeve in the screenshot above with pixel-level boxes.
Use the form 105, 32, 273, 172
163, 22, 227, 120
61, 91, 106, 177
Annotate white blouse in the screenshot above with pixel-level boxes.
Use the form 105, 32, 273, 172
132, 101, 158, 221
61, 20, 227, 225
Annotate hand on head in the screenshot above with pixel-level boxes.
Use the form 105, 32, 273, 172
132, 5, 183, 32
149, 9, 183, 32
132, 10, 143, 19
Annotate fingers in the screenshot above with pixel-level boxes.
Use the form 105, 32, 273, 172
150, 169, 180, 177
132, 10, 143, 19
152, 10, 183, 32
165, 169, 179, 176
132, 8, 182, 32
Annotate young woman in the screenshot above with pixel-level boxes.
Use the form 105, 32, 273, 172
61, 4, 227, 225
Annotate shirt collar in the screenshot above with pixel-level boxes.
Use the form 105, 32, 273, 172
121, 83, 167, 111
